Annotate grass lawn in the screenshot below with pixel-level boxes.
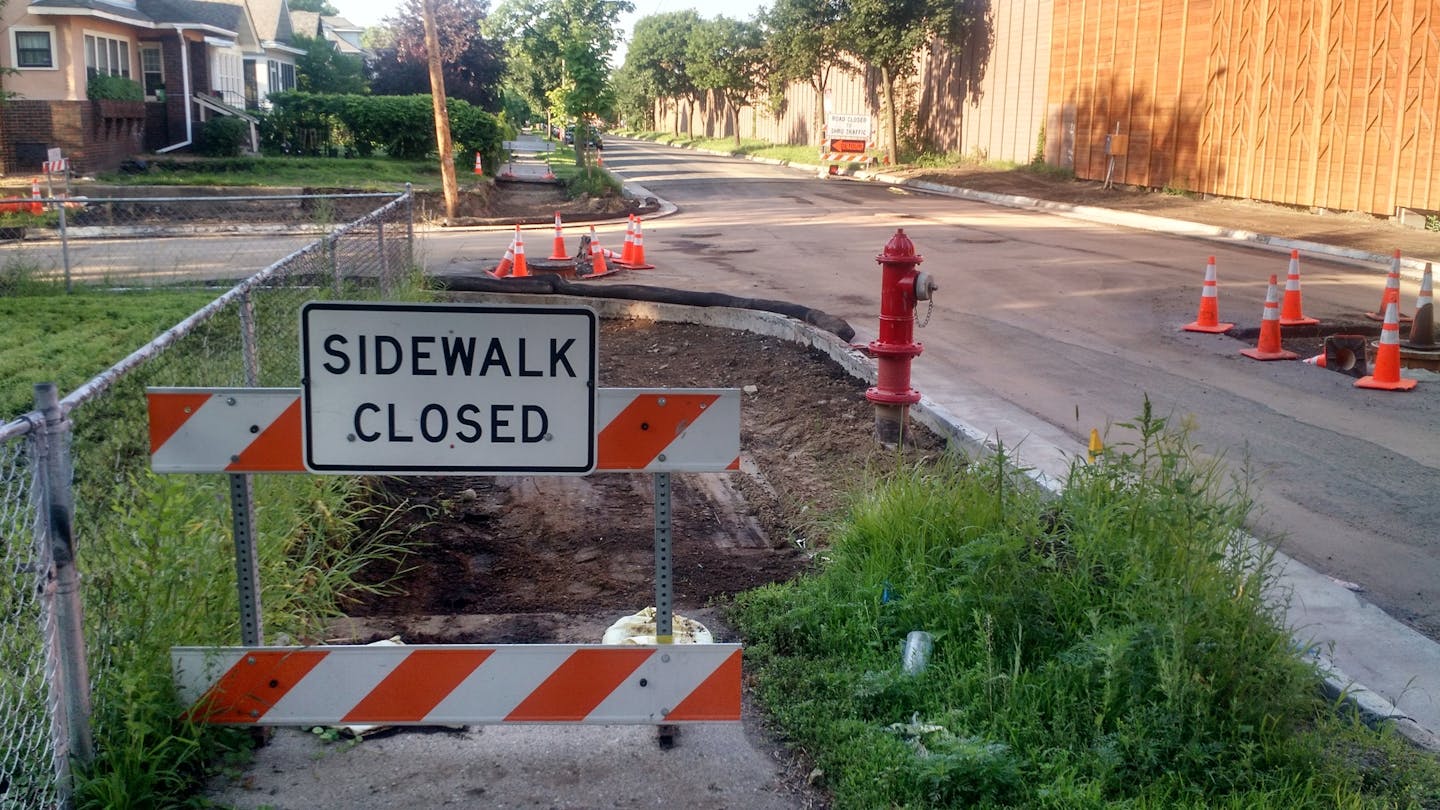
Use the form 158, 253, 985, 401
0, 285, 222, 419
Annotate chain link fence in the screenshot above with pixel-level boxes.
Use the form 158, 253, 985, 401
0, 425, 62, 810
1, 191, 407, 288
0, 189, 413, 809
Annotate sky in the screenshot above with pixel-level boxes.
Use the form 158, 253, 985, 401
328, 0, 771, 63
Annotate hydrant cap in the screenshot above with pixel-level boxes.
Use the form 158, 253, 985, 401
877, 228, 922, 266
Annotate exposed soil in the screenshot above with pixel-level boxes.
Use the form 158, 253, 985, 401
342, 317, 947, 642
413, 180, 645, 227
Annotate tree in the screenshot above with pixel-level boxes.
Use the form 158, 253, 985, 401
490, 0, 632, 166
762, 0, 845, 145
293, 34, 368, 94
288, 0, 339, 13
839, 0, 961, 165
685, 17, 764, 148
625, 11, 701, 136
377, 0, 506, 108
610, 63, 652, 130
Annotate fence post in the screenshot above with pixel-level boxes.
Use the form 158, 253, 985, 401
405, 183, 414, 272
330, 236, 341, 297
231, 295, 264, 647
57, 200, 73, 294
33, 382, 93, 803
377, 212, 390, 296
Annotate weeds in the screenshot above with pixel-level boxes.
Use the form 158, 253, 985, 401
732, 405, 1440, 807
0, 271, 437, 806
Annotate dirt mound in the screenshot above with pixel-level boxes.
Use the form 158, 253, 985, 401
342, 319, 947, 640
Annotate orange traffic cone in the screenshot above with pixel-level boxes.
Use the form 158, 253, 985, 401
474, 152, 484, 175
588, 226, 609, 276
493, 238, 515, 277
625, 217, 655, 270
547, 211, 570, 260
29, 178, 42, 214
1240, 275, 1298, 360
1356, 302, 1418, 390
1278, 249, 1319, 326
1402, 262, 1436, 350
511, 224, 529, 277
1366, 250, 1412, 322
618, 216, 637, 267
1303, 353, 1326, 368
1182, 256, 1234, 333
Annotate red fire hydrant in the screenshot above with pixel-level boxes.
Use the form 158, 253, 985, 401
866, 228, 937, 443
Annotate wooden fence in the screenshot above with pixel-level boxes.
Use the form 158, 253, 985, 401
651, 0, 1440, 217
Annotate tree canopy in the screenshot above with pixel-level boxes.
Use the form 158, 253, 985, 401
762, 0, 846, 144
490, 0, 632, 165
685, 17, 765, 147
624, 10, 701, 135
287, 0, 339, 14
293, 34, 368, 95
372, 0, 507, 108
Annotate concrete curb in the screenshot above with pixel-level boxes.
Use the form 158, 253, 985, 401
445, 288, 1439, 752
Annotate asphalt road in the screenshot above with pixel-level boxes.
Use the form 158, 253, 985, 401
425, 138, 1440, 648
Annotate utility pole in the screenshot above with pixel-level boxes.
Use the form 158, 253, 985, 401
423, 0, 458, 223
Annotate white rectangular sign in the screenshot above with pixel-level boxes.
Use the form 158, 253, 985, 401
825, 113, 871, 140
301, 301, 597, 474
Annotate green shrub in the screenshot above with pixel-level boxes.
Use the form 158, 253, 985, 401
261, 93, 504, 170
87, 74, 144, 101
195, 117, 250, 157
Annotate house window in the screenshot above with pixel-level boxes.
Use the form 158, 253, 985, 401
140, 45, 163, 98
10, 28, 56, 69
84, 33, 132, 79
267, 59, 296, 94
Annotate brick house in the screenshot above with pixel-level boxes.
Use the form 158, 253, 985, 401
0, 0, 303, 176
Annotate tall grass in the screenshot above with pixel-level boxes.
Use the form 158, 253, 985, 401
0, 271, 436, 807
733, 404, 1440, 807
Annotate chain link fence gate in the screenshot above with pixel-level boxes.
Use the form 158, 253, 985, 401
0, 188, 413, 809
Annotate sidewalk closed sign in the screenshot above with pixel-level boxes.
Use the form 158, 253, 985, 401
301, 302, 597, 474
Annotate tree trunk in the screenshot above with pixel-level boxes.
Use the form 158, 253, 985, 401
880, 66, 899, 167
732, 101, 741, 149
423, 0, 457, 223
812, 75, 827, 147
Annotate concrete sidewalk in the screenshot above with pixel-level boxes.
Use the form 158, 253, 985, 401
606, 150, 1440, 749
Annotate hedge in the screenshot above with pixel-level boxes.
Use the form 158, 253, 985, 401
261, 93, 503, 170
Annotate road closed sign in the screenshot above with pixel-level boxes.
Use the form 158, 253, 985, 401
301, 302, 597, 474
825, 113, 871, 141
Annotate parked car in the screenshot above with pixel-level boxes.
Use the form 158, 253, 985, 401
564, 127, 603, 149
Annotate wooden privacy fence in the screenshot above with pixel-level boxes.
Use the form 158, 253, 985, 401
652, 0, 1440, 217
1049, 0, 1440, 217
